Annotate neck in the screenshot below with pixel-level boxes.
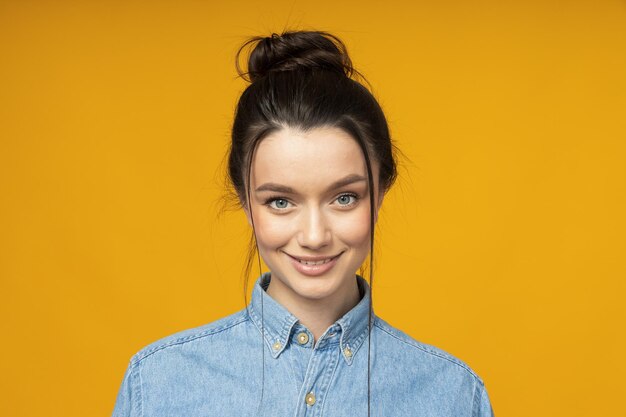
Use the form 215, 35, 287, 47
266, 275, 362, 343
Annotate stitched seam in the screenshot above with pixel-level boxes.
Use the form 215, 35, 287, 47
133, 314, 248, 363
130, 361, 143, 417
373, 319, 480, 381
247, 305, 281, 355
471, 378, 482, 417
247, 303, 268, 338
319, 344, 341, 417
297, 345, 322, 416
347, 324, 368, 362
286, 347, 304, 393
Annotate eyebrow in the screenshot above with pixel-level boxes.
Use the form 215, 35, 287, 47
255, 174, 367, 194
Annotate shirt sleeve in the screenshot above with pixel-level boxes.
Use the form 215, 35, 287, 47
474, 380, 495, 417
111, 360, 140, 417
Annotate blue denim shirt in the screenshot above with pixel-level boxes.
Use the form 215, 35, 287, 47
112, 273, 494, 416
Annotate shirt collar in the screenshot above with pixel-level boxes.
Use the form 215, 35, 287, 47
247, 272, 372, 365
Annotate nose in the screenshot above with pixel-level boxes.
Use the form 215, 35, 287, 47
296, 206, 331, 250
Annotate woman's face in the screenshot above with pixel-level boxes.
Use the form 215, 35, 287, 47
247, 126, 382, 307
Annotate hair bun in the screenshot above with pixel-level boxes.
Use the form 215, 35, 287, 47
236, 30, 356, 83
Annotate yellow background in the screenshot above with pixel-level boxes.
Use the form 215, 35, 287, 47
1, 1, 625, 416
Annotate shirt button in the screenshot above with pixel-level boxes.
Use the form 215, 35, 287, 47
296, 332, 309, 345
305, 392, 316, 406
343, 347, 353, 358
272, 341, 282, 351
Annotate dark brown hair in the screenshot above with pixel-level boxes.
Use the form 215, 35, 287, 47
228, 29, 398, 416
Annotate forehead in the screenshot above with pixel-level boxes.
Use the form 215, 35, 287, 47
251, 126, 370, 187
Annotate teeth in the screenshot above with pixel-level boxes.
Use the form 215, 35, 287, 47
298, 258, 333, 266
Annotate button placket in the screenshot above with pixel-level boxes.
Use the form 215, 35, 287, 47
293, 334, 341, 416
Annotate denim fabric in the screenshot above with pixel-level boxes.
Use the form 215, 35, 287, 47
112, 273, 494, 417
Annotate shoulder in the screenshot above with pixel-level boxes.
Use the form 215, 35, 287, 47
373, 315, 485, 384
129, 308, 250, 365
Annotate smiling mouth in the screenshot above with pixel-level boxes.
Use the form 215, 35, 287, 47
286, 253, 342, 265
297, 258, 334, 266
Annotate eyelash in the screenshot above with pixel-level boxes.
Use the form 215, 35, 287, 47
263, 193, 360, 211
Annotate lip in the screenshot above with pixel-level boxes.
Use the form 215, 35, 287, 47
284, 251, 343, 277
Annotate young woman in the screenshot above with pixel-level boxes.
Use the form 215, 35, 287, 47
112, 30, 494, 417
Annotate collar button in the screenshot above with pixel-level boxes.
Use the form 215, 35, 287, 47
296, 332, 309, 345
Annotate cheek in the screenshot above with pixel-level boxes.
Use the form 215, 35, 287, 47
333, 206, 371, 248
252, 211, 291, 249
